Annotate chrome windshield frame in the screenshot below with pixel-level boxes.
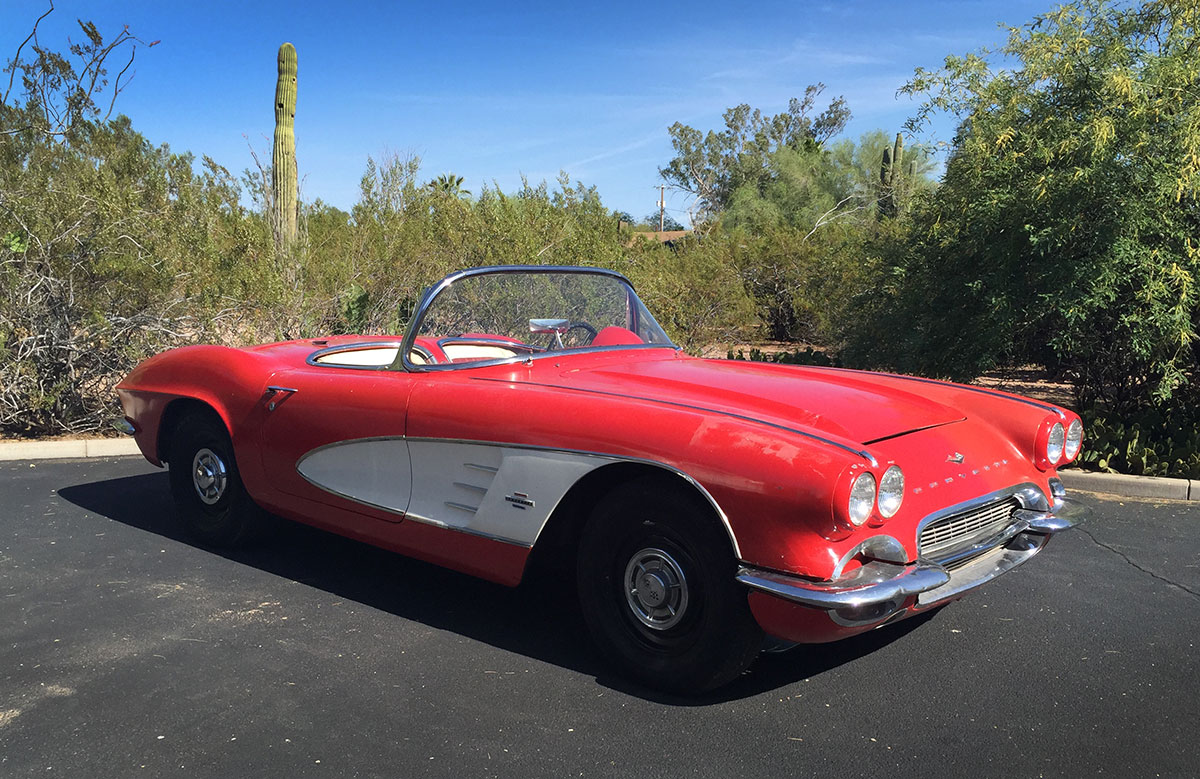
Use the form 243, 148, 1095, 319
392, 265, 678, 373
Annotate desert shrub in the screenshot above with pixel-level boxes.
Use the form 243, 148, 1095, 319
0, 115, 275, 434
622, 232, 759, 352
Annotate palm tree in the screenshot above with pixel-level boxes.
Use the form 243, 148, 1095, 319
426, 173, 471, 198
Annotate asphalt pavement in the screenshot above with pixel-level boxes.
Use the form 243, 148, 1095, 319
1, 457, 1197, 778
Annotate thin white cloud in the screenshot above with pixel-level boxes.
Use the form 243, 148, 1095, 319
564, 130, 665, 170
778, 40, 894, 68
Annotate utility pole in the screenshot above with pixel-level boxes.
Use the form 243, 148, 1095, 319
659, 185, 665, 232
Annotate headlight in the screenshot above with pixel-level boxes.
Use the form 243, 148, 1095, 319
1064, 418, 1083, 461
878, 465, 904, 518
1046, 422, 1065, 464
848, 472, 876, 527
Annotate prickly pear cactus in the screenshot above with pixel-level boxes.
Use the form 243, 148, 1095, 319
272, 42, 298, 249
1078, 409, 1200, 478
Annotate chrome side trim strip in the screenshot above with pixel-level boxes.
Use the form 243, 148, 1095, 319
401, 510, 535, 548
464, 462, 499, 474
444, 501, 479, 514
452, 481, 489, 494
468, 377, 878, 466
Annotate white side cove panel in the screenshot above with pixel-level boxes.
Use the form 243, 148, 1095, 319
405, 440, 612, 547
296, 439, 414, 514
295, 437, 742, 557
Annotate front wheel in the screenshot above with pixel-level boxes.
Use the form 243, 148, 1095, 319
576, 479, 762, 693
167, 411, 267, 546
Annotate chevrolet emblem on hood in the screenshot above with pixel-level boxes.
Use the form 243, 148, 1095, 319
947, 452, 965, 464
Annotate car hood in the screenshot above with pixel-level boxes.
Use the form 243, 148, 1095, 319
550, 356, 966, 446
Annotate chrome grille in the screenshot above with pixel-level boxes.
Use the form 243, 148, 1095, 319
919, 496, 1021, 560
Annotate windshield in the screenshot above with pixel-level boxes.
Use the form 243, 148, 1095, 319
404, 268, 674, 368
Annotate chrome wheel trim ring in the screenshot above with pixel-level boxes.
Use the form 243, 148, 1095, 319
623, 547, 689, 631
191, 447, 228, 506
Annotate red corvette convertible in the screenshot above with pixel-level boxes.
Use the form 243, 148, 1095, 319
117, 265, 1089, 692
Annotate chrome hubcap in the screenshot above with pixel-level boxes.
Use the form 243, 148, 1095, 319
192, 448, 228, 505
624, 548, 688, 630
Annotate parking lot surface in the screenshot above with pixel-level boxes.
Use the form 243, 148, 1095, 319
1, 458, 1197, 777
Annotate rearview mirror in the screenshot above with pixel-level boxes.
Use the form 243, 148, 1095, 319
529, 318, 570, 335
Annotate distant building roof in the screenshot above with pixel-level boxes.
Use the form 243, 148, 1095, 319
630, 230, 691, 245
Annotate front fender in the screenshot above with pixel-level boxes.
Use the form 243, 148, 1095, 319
116, 345, 272, 469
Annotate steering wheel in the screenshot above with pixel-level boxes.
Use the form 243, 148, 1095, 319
565, 321, 598, 346
543, 320, 598, 350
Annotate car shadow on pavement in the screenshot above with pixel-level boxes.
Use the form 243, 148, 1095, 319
59, 470, 940, 705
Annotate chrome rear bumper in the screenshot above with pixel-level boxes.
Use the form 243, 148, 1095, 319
737, 497, 1090, 625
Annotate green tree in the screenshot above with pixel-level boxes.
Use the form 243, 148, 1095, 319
426, 173, 471, 198
0, 3, 157, 141
848, 0, 1200, 415
712, 131, 934, 341
641, 211, 685, 231
659, 85, 850, 222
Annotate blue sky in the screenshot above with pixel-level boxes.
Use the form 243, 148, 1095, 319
4, 1, 1053, 222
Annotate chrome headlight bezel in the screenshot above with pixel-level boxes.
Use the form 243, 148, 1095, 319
848, 472, 877, 527
1046, 421, 1065, 465
877, 465, 904, 519
1064, 418, 1083, 461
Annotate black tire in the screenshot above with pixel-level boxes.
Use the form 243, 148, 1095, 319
167, 410, 266, 546
577, 478, 763, 693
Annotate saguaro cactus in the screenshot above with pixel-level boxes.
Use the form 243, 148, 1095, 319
879, 132, 905, 218
272, 42, 298, 249
890, 132, 904, 183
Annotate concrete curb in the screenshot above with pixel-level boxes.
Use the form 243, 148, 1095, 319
1059, 469, 1196, 501
0, 437, 141, 462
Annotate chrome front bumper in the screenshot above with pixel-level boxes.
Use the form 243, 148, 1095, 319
737, 497, 1090, 626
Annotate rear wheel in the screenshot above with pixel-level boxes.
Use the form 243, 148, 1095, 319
167, 411, 266, 546
576, 479, 762, 693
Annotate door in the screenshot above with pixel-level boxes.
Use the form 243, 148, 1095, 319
257, 365, 415, 521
